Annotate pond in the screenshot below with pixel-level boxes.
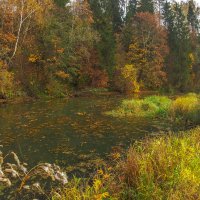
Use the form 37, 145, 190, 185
0, 94, 173, 175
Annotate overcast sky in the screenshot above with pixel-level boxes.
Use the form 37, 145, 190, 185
69, 0, 200, 7
177, 0, 200, 4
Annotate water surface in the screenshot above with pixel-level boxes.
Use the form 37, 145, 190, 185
0, 95, 172, 174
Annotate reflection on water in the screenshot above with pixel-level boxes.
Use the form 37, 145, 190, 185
0, 95, 172, 174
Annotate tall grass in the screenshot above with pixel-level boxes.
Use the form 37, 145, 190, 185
169, 93, 200, 125
51, 169, 118, 200
118, 127, 200, 199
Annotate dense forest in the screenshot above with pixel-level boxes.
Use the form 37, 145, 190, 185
1, 0, 200, 99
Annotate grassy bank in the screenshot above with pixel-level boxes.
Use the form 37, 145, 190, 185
106, 93, 200, 125
118, 127, 200, 199
52, 127, 200, 200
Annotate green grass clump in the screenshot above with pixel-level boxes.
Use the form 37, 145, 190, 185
118, 127, 200, 200
106, 95, 172, 118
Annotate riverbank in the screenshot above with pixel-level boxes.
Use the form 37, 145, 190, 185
0, 96, 36, 105
52, 126, 200, 200
0, 88, 113, 105
0, 87, 161, 105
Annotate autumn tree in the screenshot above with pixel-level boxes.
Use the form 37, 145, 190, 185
0, 1, 19, 97
0, 0, 54, 97
127, 12, 168, 89
44, 0, 101, 90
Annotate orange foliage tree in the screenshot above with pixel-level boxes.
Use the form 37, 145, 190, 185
127, 12, 169, 89
0, 0, 53, 97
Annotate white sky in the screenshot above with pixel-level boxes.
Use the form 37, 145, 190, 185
177, 0, 200, 4
69, 0, 200, 7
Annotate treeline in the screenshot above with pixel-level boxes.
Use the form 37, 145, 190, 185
0, 0, 200, 98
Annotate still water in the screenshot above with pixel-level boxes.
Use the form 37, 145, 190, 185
0, 95, 172, 174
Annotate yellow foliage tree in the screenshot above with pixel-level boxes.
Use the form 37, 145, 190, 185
114, 64, 140, 94
127, 12, 168, 89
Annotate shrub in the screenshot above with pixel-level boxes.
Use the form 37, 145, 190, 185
114, 65, 140, 94
0, 65, 15, 99
52, 171, 116, 200
45, 79, 68, 98
0, 149, 68, 199
90, 69, 109, 88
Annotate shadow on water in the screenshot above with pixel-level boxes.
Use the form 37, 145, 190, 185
0, 94, 174, 175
